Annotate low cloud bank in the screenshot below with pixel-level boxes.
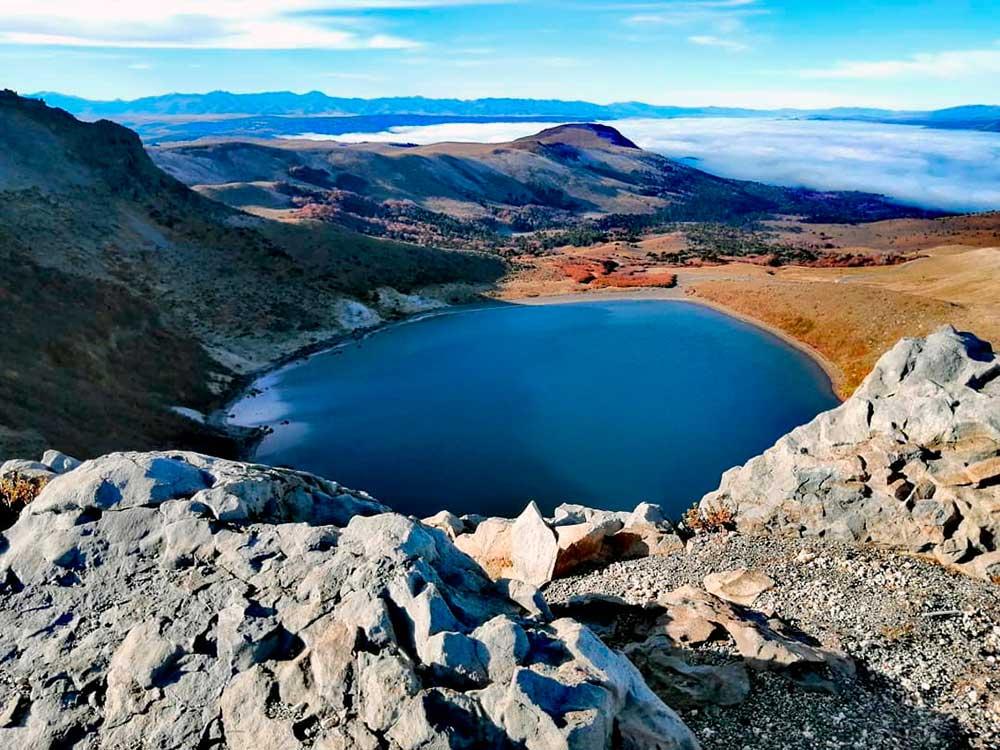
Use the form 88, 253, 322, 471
298, 118, 1000, 212
617, 118, 1000, 213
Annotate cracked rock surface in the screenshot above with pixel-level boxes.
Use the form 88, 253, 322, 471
701, 326, 1000, 580
0, 451, 697, 749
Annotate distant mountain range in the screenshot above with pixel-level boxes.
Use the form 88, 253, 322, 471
29, 91, 1000, 140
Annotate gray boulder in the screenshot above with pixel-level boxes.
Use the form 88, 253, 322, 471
457, 501, 683, 587
0, 451, 698, 750
41, 449, 82, 474
701, 326, 1000, 579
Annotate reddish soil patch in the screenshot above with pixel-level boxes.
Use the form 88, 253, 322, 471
592, 271, 678, 289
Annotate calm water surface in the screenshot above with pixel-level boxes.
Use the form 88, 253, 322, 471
229, 301, 838, 518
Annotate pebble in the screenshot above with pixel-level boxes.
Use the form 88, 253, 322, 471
546, 533, 1000, 750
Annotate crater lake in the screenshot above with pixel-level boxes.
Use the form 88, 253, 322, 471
228, 300, 839, 518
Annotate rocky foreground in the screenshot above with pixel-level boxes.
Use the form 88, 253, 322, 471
0, 326, 997, 748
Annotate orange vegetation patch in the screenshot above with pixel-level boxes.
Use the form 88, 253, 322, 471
592, 271, 678, 289
555, 258, 676, 289
556, 259, 618, 284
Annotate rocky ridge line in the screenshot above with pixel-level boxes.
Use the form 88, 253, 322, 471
700, 325, 1000, 581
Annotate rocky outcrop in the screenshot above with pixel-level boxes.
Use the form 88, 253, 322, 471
0, 451, 698, 749
701, 326, 1000, 579
559, 581, 854, 709
702, 568, 775, 607
454, 501, 684, 587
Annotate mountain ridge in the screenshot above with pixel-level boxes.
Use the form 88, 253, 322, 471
30, 90, 1000, 134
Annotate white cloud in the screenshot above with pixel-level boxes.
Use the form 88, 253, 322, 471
622, 0, 765, 31
289, 117, 1000, 212
802, 47, 1000, 80
688, 34, 748, 52
621, 0, 760, 54
322, 71, 386, 80
0, 1, 506, 49
620, 117, 1000, 211
285, 120, 559, 143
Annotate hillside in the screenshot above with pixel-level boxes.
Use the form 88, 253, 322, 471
0, 91, 505, 459
151, 123, 934, 251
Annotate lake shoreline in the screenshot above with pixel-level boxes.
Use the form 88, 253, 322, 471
217, 289, 842, 469
498, 287, 845, 400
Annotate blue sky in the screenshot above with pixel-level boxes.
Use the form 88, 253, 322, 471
2, 1, 998, 108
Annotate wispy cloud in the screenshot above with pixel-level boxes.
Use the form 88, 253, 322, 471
620, 0, 761, 54
802, 47, 1000, 80
0, 1, 518, 49
322, 71, 387, 80
621, 0, 765, 31
688, 34, 748, 52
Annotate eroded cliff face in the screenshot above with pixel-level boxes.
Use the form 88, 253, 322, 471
701, 325, 1000, 579
0, 452, 696, 750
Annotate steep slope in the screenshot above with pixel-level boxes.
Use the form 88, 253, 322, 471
152, 123, 933, 248
0, 91, 505, 458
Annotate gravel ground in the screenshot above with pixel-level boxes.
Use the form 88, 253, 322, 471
545, 533, 1000, 750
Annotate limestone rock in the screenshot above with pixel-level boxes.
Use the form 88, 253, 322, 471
374, 287, 447, 316
510, 501, 559, 586
0, 451, 698, 750
628, 502, 670, 527
41, 449, 82, 474
625, 635, 750, 708
553, 517, 623, 577
703, 568, 775, 607
0, 459, 53, 481
701, 326, 1000, 579
459, 501, 683, 587
656, 586, 853, 678
552, 503, 631, 527
421, 509, 465, 539
454, 517, 514, 579
609, 525, 684, 560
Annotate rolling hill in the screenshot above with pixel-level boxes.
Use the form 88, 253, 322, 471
150, 122, 938, 250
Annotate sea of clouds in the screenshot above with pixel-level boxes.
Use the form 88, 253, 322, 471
294, 118, 1000, 212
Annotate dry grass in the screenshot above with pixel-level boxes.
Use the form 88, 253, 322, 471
0, 473, 48, 529
689, 247, 1000, 398
682, 502, 736, 535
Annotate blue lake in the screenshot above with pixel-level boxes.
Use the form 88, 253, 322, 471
229, 300, 839, 519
